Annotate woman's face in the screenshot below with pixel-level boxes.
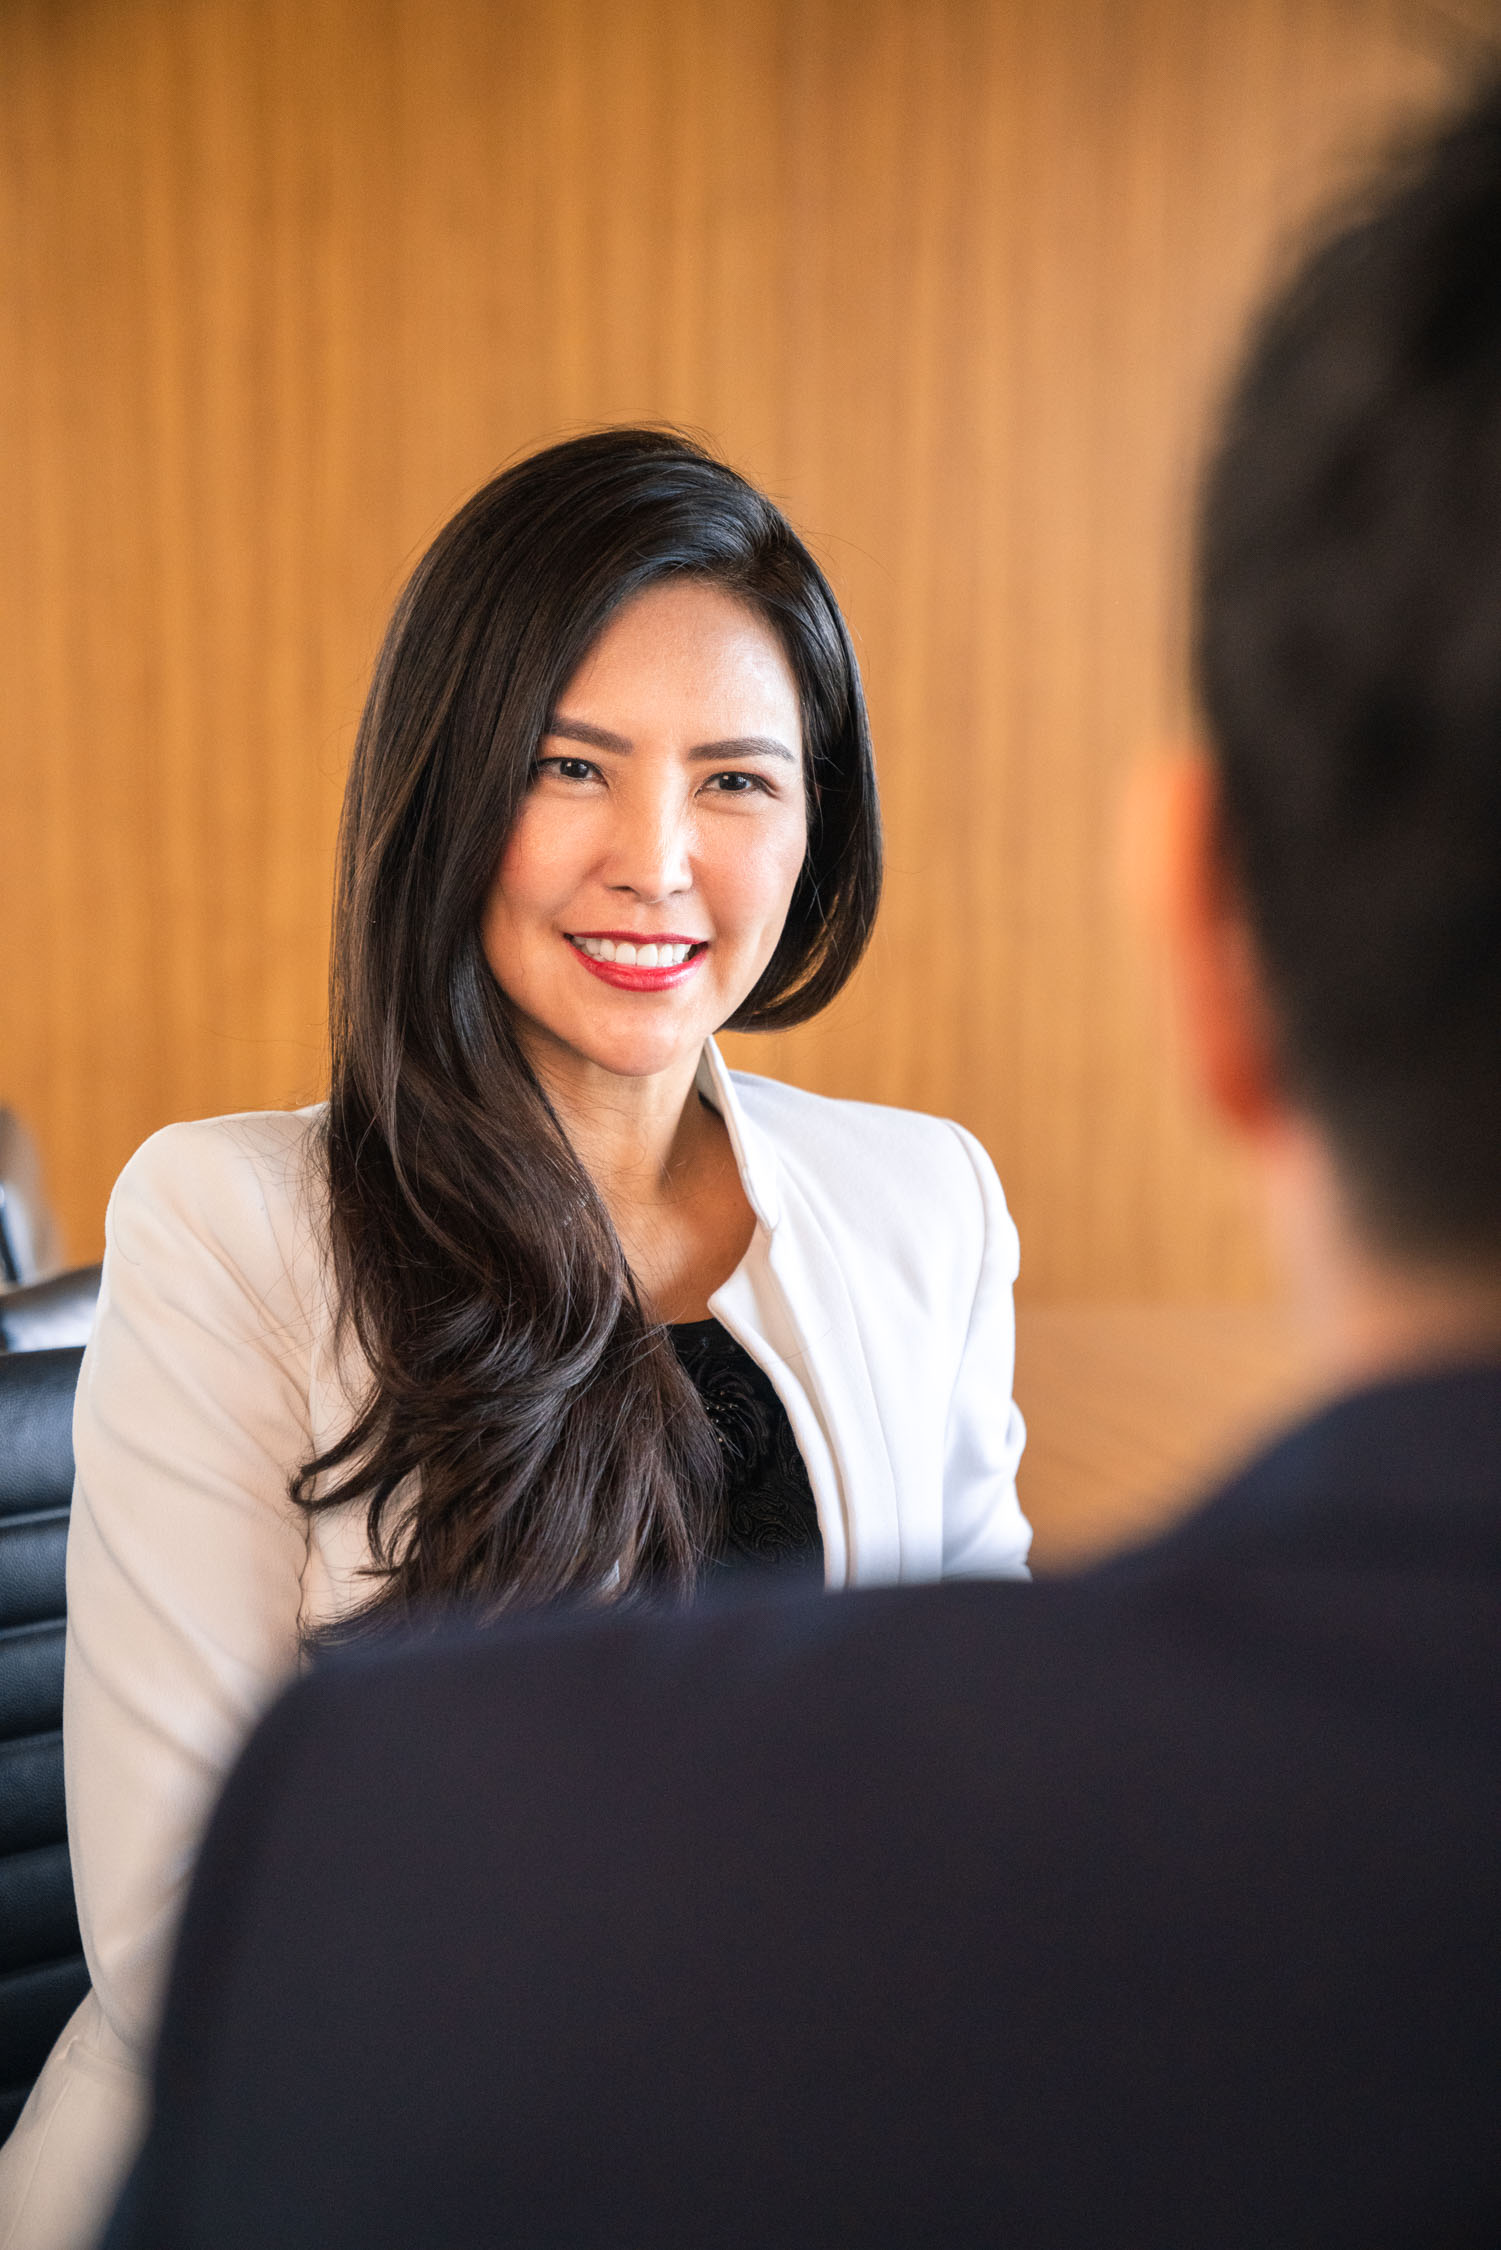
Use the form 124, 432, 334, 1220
482, 579, 808, 1086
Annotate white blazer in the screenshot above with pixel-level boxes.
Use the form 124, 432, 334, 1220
0, 1042, 1028, 2250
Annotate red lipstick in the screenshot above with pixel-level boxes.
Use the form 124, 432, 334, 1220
565, 932, 708, 994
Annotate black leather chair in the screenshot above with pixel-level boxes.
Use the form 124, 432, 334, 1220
0, 1265, 101, 1356
0, 1111, 62, 1287
0, 1346, 88, 2139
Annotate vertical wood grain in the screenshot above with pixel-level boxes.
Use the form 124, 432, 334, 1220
0, 0, 1472, 1283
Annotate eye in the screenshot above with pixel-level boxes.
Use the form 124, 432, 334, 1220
703, 770, 769, 795
533, 755, 601, 784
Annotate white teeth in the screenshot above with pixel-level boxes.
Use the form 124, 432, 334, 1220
571, 936, 699, 967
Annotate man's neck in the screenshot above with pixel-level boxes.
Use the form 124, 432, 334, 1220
1263, 1122, 1501, 1390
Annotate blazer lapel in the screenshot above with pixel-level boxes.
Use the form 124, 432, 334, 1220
699, 1044, 903, 1584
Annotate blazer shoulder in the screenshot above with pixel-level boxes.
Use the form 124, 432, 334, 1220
727, 1071, 1006, 1228
109, 1106, 329, 1298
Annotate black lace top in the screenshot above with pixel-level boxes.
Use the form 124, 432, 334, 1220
670, 1319, 824, 1581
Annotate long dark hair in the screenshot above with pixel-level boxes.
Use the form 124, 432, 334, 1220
294, 428, 882, 1624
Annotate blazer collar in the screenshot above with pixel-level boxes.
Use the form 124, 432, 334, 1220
696, 1040, 781, 1231
697, 1038, 902, 1580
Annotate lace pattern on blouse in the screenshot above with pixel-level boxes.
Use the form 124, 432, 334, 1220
669, 1318, 824, 1580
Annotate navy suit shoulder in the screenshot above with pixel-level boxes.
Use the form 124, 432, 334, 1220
1103, 1362, 1501, 1567
108, 1370, 1501, 2250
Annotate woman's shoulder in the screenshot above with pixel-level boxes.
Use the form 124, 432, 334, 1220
727, 1072, 1017, 1308
110, 1104, 330, 1279
117, 1102, 326, 1199
727, 1070, 1005, 1210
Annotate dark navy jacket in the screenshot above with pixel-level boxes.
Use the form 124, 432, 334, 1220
107, 1368, 1501, 2249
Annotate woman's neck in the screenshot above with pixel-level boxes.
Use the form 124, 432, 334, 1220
522, 1034, 753, 1322
529, 1045, 711, 1213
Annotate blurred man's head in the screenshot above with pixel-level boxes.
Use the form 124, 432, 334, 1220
1167, 82, 1501, 1352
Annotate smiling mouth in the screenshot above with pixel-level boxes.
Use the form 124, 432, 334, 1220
567, 931, 706, 967
563, 932, 709, 990
565, 934, 706, 969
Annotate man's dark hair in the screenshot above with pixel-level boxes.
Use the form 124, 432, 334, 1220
1197, 81, 1501, 1264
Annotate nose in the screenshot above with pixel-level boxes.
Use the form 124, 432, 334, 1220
605, 775, 693, 904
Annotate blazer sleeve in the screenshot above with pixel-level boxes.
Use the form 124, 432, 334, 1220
938, 1122, 1031, 1579
63, 1122, 316, 2070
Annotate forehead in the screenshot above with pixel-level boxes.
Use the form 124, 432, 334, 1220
558, 581, 801, 737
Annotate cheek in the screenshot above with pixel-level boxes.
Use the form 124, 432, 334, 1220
490, 802, 573, 924
709, 811, 808, 937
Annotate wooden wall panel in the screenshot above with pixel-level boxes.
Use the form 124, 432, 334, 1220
0, 0, 1483, 1285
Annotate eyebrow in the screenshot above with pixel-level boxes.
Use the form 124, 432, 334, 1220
546, 715, 797, 765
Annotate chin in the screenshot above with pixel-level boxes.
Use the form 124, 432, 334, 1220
585, 1035, 704, 1080
548, 1009, 709, 1081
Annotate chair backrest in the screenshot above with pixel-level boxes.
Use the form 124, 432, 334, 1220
0, 1112, 61, 1287
0, 1266, 102, 1355
0, 1347, 88, 2141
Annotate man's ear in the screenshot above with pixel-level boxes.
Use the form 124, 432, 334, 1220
1126, 750, 1286, 1141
